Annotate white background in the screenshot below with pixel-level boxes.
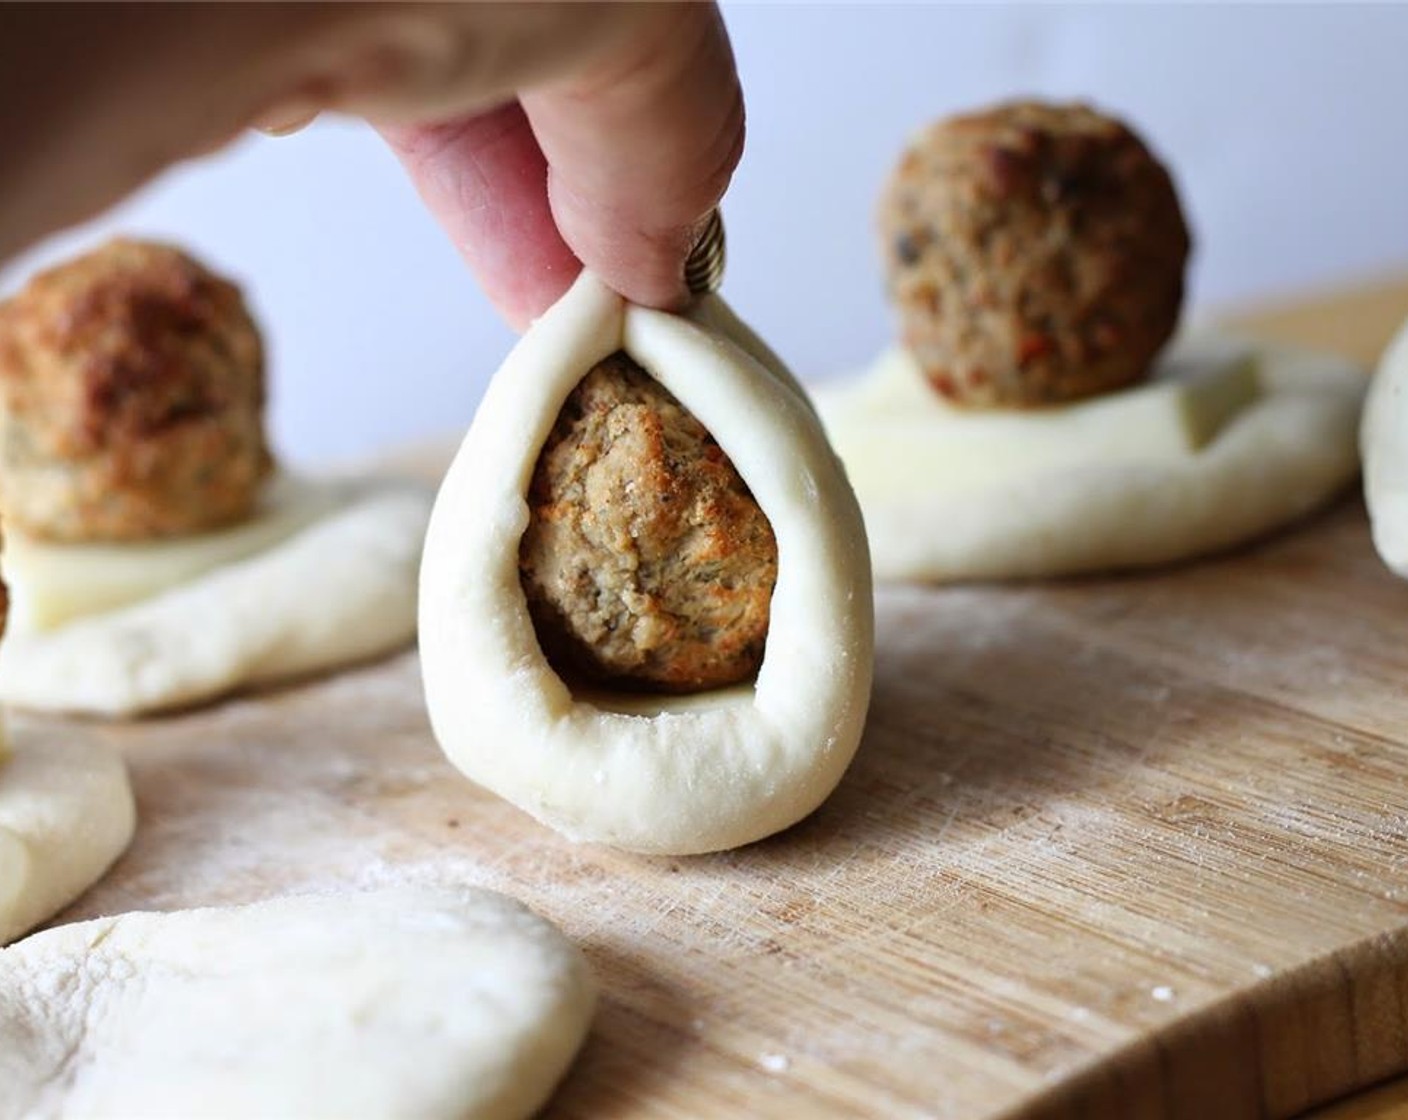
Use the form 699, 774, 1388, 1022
6, 4, 1408, 464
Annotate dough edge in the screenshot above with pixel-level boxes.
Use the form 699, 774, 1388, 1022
419, 273, 874, 855
0, 480, 433, 717
1362, 315, 1408, 574
0, 730, 136, 945
0, 886, 596, 1120
817, 338, 1367, 582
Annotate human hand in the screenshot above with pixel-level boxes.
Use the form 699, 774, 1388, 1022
0, 3, 744, 327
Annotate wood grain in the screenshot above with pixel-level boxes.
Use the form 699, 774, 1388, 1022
1224, 273, 1408, 368
41, 278, 1408, 1119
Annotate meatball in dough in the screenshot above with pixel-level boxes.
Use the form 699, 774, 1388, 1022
0, 730, 136, 946
520, 351, 778, 693
420, 272, 873, 855
0, 888, 596, 1120
0, 238, 271, 542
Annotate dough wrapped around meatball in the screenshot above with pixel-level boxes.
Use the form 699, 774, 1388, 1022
519, 351, 778, 694
420, 274, 874, 854
879, 100, 1190, 408
0, 238, 272, 542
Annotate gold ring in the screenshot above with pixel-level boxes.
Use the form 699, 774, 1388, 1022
684, 209, 726, 296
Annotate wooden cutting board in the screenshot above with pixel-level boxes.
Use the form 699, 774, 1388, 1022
42, 277, 1408, 1120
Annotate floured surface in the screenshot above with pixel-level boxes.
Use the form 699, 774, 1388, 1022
42, 496, 1408, 1120
44, 282, 1408, 1119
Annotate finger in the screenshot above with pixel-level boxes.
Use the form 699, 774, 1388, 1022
0, 3, 629, 264
378, 103, 581, 331
0, 3, 340, 260
520, 4, 744, 310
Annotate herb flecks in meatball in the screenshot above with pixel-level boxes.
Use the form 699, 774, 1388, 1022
0, 238, 272, 542
519, 352, 778, 694
879, 100, 1191, 408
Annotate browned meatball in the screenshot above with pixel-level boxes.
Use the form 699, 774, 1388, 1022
519, 352, 778, 693
0, 238, 272, 542
879, 100, 1191, 408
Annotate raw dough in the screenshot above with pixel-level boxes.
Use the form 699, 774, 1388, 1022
1362, 316, 1408, 573
0, 887, 596, 1120
813, 334, 1366, 581
2, 473, 344, 634
420, 273, 874, 855
0, 728, 135, 945
0, 482, 432, 717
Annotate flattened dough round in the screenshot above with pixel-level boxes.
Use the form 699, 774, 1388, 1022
420, 273, 874, 855
814, 336, 1366, 581
0, 887, 596, 1120
0, 482, 432, 716
1362, 316, 1408, 573
0, 729, 135, 945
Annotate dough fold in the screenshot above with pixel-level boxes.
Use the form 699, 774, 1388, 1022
1363, 316, 1408, 573
420, 273, 874, 855
0, 482, 432, 716
0, 728, 135, 945
815, 336, 1366, 581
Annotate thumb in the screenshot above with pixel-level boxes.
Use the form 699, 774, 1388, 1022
521, 4, 744, 310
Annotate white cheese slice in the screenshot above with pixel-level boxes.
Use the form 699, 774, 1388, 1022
2, 474, 348, 634
814, 336, 1261, 502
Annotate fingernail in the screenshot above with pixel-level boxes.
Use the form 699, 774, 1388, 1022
252, 102, 323, 138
